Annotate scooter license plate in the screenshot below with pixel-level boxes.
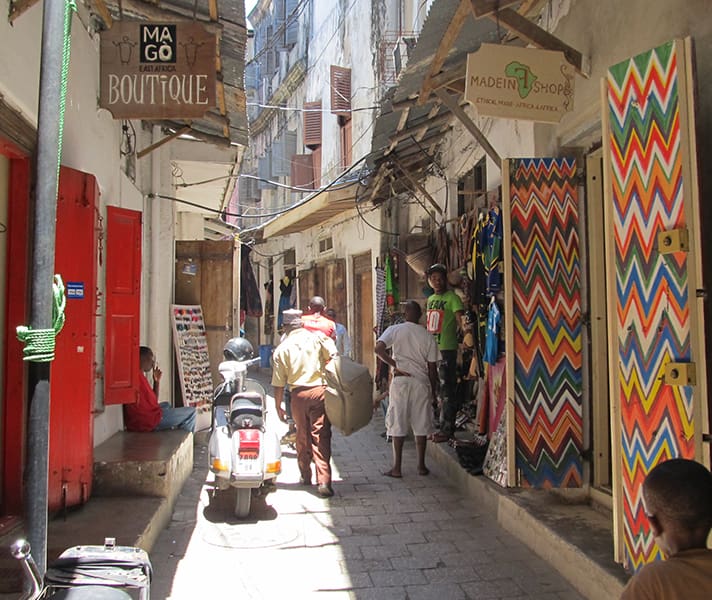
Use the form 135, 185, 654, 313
236, 457, 257, 470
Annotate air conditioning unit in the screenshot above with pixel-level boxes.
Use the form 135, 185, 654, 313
393, 36, 417, 77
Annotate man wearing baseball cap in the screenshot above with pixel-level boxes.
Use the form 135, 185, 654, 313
425, 263, 465, 443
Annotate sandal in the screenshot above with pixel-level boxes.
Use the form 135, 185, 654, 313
429, 432, 451, 444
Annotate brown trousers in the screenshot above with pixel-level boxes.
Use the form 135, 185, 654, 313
291, 385, 332, 485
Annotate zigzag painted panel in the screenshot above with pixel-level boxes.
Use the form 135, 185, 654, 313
509, 157, 583, 488
606, 40, 695, 571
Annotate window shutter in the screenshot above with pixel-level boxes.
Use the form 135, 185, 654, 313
285, 0, 299, 46
272, 131, 296, 177
303, 101, 322, 147
290, 154, 315, 189
330, 66, 351, 115
258, 153, 275, 189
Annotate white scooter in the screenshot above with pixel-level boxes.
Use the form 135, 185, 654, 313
208, 338, 281, 518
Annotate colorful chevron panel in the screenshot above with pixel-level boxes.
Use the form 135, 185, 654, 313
509, 157, 583, 489
606, 41, 696, 571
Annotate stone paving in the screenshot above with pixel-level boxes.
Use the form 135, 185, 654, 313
150, 380, 584, 600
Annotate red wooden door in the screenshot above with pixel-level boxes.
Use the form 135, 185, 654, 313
2, 156, 31, 516
104, 207, 141, 405
49, 167, 99, 510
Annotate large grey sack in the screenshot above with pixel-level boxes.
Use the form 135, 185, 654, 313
323, 356, 373, 436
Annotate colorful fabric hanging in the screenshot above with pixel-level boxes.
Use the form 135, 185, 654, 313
482, 207, 503, 295
483, 297, 501, 365
385, 254, 399, 315
375, 265, 386, 336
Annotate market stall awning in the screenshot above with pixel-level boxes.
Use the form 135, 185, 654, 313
364, 0, 587, 204
260, 182, 361, 239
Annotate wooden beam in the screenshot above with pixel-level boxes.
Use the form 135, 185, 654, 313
367, 164, 389, 204
8, 0, 40, 23
154, 121, 232, 148
491, 7, 589, 76
208, 0, 219, 21
391, 157, 444, 215
470, 0, 521, 18
137, 126, 191, 159
429, 60, 467, 92
91, 0, 113, 28
103, 1, 222, 32
435, 88, 501, 166
389, 111, 452, 145
417, 0, 472, 105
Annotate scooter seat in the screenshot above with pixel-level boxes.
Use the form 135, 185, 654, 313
52, 587, 132, 599
230, 391, 263, 407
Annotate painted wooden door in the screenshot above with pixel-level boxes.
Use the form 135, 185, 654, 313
49, 167, 98, 510
503, 158, 584, 489
353, 253, 374, 368
104, 207, 141, 405
1, 156, 30, 516
603, 39, 708, 569
175, 240, 236, 387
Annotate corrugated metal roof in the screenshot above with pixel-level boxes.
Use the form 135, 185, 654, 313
366, 0, 503, 203
101, 0, 248, 147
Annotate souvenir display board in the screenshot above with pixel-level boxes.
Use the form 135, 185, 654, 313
603, 39, 706, 570
171, 304, 213, 408
504, 158, 583, 489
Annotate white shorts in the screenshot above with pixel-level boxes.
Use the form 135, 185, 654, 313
385, 376, 435, 437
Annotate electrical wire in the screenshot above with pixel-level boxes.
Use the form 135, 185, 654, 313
246, 102, 380, 113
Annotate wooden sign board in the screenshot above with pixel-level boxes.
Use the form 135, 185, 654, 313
100, 21, 217, 119
465, 43, 574, 123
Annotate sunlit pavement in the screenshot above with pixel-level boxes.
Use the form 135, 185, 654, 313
150, 373, 583, 600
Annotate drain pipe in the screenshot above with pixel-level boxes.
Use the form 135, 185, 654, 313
150, 126, 162, 394
26, 0, 68, 576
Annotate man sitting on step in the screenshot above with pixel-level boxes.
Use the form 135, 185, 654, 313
124, 346, 196, 433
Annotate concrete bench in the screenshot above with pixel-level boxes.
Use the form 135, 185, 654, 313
93, 430, 194, 506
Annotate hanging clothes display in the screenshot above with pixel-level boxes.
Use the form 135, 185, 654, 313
482, 207, 503, 295
483, 297, 500, 365
385, 254, 399, 316
277, 276, 295, 328
374, 264, 387, 336
470, 211, 488, 306
240, 246, 263, 318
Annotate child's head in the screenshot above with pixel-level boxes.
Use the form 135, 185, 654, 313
643, 458, 712, 556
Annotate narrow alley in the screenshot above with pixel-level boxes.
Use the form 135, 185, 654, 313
149, 373, 582, 600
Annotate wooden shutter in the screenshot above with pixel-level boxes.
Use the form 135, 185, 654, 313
285, 0, 299, 46
105, 207, 141, 405
330, 66, 352, 115
304, 101, 322, 147
273, 131, 297, 177
291, 154, 315, 188
258, 152, 274, 189
340, 118, 352, 169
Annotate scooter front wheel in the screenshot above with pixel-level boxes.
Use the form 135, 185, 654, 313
234, 487, 252, 518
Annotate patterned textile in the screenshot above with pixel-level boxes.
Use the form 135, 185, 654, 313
508, 157, 583, 489
375, 265, 387, 336
605, 40, 700, 570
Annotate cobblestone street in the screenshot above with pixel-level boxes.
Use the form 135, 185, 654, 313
150, 386, 583, 600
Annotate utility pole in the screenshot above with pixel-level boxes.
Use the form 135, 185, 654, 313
26, 0, 69, 575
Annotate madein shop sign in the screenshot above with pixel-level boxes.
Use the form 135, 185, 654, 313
465, 44, 574, 123
100, 21, 216, 119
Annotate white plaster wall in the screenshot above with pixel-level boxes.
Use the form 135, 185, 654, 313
0, 4, 178, 447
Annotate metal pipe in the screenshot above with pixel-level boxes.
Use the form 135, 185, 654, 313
26, 0, 68, 576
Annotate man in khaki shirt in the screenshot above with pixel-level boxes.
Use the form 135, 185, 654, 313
621, 458, 712, 599
272, 309, 337, 497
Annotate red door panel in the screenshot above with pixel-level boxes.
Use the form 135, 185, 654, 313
104, 207, 141, 406
49, 166, 99, 511
2, 157, 31, 516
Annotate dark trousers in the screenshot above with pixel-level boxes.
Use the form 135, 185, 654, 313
438, 350, 459, 435
291, 385, 332, 485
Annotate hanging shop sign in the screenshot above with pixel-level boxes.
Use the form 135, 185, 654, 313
100, 21, 216, 119
465, 43, 574, 123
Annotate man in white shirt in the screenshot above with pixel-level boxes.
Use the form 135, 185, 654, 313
375, 300, 441, 478
326, 308, 352, 358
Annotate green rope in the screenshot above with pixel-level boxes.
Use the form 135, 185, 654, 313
16, 275, 67, 362
56, 0, 77, 179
